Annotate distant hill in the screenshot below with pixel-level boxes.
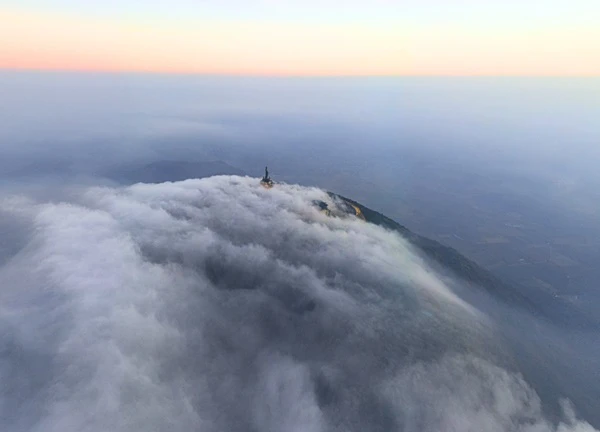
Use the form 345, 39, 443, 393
1, 160, 75, 179
104, 160, 246, 184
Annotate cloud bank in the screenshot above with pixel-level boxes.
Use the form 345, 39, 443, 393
0, 176, 596, 432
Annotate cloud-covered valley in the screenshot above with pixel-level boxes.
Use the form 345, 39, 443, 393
0, 176, 597, 432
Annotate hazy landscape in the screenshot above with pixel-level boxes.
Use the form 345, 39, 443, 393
3, 72, 599, 306
1, 72, 599, 430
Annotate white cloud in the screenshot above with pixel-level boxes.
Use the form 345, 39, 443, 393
0, 176, 596, 431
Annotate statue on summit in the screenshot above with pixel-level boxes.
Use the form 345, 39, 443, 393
260, 166, 274, 188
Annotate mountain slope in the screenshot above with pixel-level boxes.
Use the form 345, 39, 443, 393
332, 193, 597, 329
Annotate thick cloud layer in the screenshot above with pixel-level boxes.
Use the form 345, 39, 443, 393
0, 176, 596, 432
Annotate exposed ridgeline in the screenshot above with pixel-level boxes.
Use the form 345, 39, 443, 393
331, 193, 598, 330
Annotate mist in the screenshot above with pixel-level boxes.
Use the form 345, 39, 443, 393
0, 176, 597, 431
1, 72, 600, 430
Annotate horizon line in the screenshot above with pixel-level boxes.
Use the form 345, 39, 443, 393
1, 67, 599, 79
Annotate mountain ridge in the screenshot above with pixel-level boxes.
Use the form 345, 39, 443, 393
332, 193, 597, 329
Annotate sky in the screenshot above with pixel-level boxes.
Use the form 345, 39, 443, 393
0, 0, 599, 75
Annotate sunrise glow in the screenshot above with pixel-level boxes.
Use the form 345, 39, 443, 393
1, 1, 599, 76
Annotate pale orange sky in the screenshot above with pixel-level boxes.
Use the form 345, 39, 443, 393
1, 3, 599, 76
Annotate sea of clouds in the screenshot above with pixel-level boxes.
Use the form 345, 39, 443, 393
0, 176, 596, 432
